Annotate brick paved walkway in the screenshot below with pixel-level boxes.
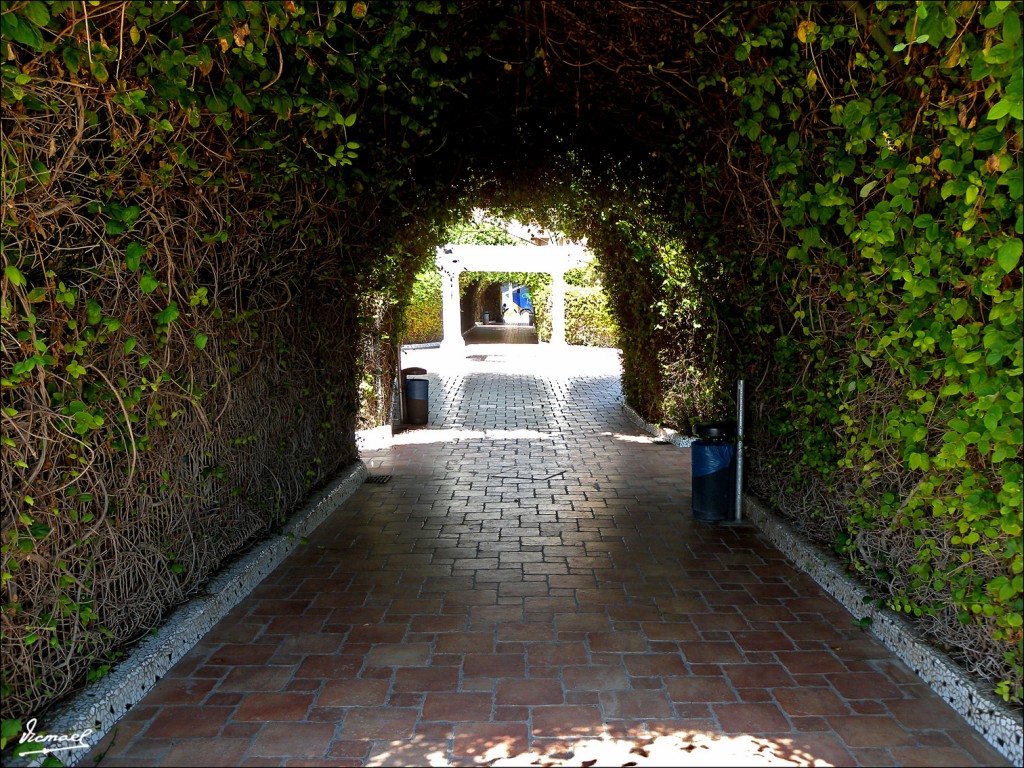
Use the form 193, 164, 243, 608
88, 342, 1008, 767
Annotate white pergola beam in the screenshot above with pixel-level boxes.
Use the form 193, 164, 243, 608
437, 244, 589, 274
434, 244, 591, 348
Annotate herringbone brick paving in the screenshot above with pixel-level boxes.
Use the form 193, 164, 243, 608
87, 339, 1009, 767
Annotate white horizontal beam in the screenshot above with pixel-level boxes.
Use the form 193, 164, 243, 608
436, 244, 590, 274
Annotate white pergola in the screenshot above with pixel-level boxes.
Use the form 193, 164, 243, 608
435, 244, 591, 348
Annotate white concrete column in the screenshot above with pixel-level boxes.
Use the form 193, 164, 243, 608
550, 270, 567, 346
437, 251, 464, 349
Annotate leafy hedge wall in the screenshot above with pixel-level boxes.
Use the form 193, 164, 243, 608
533, 263, 619, 347
400, 265, 443, 345
512, 1, 1023, 703
1, 0, 463, 723
689, 1, 1022, 702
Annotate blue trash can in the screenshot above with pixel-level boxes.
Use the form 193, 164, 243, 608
692, 421, 736, 522
405, 378, 429, 425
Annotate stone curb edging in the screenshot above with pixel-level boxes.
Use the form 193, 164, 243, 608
621, 402, 696, 447
744, 497, 1023, 765
400, 341, 442, 350
622, 403, 1024, 766
16, 461, 368, 768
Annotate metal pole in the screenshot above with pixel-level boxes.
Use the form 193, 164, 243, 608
735, 379, 745, 522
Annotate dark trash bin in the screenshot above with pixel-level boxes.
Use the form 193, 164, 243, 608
405, 377, 429, 425
692, 420, 736, 522
400, 366, 427, 426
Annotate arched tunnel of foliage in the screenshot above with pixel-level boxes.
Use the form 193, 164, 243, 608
1, 0, 1021, 723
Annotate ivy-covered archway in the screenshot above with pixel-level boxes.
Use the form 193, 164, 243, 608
2, 0, 1020, 727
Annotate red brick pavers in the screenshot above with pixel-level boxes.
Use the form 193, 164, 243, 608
86, 345, 1009, 767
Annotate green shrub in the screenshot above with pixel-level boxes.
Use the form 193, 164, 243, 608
402, 266, 443, 344
565, 285, 619, 347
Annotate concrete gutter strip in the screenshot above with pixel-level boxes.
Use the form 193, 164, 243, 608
19, 460, 368, 768
400, 341, 442, 350
621, 402, 695, 448
623, 403, 1024, 766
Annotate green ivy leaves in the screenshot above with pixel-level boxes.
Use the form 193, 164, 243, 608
996, 238, 1023, 274
0, 3, 48, 52
4, 265, 26, 287
125, 242, 146, 272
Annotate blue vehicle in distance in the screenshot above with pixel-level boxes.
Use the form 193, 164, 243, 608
502, 283, 534, 324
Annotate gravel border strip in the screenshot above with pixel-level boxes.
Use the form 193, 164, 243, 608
622, 402, 1023, 765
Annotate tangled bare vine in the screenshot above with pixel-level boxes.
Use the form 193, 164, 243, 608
0, 0, 452, 720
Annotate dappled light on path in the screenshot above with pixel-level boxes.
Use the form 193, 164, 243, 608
601, 431, 671, 444
494, 732, 825, 767
394, 428, 560, 445
365, 729, 833, 767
